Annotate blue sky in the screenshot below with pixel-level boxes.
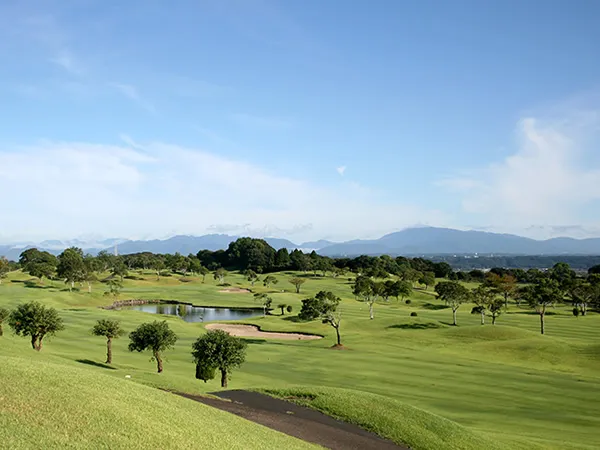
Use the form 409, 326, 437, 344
1, 0, 600, 243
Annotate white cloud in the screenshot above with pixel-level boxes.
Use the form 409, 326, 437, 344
440, 111, 600, 237
336, 165, 346, 176
109, 83, 156, 113
0, 139, 447, 242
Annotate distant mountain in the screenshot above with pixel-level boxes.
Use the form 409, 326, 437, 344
2, 227, 600, 261
299, 239, 335, 250
318, 227, 600, 256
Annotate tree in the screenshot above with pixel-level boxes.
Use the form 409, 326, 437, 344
150, 257, 165, 281
19, 248, 57, 283
214, 268, 228, 284
106, 278, 122, 301
435, 281, 471, 326
278, 304, 287, 315
263, 275, 278, 288
274, 248, 291, 269
471, 285, 497, 325
128, 321, 177, 373
8, 301, 64, 350
484, 273, 516, 308
419, 271, 436, 290
289, 277, 306, 294
286, 305, 293, 313
192, 329, 247, 388
522, 279, 563, 335
111, 257, 128, 281
352, 275, 382, 319
188, 256, 202, 276
245, 269, 259, 286
199, 265, 210, 282
589, 264, 600, 275
254, 293, 272, 317
568, 280, 594, 316
299, 291, 342, 345
549, 262, 576, 294
92, 319, 125, 364
332, 267, 346, 278
57, 247, 86, 291
0, 307, 9, 336
487, 297, 504, 325
0, 256, 10, 284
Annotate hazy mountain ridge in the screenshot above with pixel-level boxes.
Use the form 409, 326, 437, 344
2, 227, 600, 260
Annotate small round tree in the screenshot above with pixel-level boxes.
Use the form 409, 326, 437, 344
8, 301, 64, 350
192, 329, 247, 388
92, 319, 125, 364
278, 304, 287, 315
0, 307, 10, 336
128, 321, 177, 373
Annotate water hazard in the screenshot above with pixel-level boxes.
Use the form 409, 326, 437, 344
123, 303, 260, 323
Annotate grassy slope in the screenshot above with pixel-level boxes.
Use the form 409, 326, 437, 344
0, 355, 317, 450
1, 270, 600, 449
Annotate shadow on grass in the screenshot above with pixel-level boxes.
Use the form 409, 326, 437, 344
76, 359, 116, 370
509, 310, 558, 316
422, 302, 450, 310
282, 316, 304, 323
244, 338, 267, 344
24, 281, 54, 289
387, 322, 444, 330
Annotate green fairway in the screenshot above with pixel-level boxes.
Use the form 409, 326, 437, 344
1, 270, 600, 449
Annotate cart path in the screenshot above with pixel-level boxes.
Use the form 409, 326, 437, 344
177, 389, 406, 450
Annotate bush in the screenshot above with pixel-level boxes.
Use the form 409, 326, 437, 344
286, 305, 293, 313
218, 283, 232, 287
159, 271, 172, 277
410, 312, 418, 317
405, 299, 411, 305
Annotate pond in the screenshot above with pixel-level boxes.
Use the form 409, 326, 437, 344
123, 303, 261, 323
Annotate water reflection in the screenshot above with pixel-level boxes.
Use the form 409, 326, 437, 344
124, 303, 260, 323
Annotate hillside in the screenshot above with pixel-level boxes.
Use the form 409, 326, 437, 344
0, 355, 315, 450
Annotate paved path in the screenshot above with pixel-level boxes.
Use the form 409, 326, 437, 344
178, 390, 406, 450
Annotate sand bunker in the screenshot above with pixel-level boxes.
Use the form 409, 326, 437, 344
218, 287, 251, 294
205, 323, 322, 340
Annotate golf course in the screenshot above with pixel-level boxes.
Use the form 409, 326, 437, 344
1, 261, 599, 450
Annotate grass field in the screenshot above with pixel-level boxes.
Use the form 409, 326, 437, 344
1, 270, 599, 449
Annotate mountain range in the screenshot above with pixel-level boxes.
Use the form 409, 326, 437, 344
2, 227, 600, 261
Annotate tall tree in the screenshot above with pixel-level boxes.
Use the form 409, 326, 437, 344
299, 291, 342, 346
8, 301, 64, 350
254, 293, 273, 317
522, 279, 563, 335
289, 277, 306, 294
192, 329, 247, 388
106, 278, 123, 301
352, 275, 382, 319
435, 281, 471, 326
0, 256, 10, 284
214, 268, 228, 284
57, 247, 86, 291
150, 256, 165, 281
274, 248, 291, 269
419, 271, 436, 290
262, 275, 278, 288
111, 257, 128, 281
92, 319, 125, 364
471, 285, 497, 325
245, 269, 259, 286
19, 248, 57, 283
199, 265, 210, 282
128, 321, 177, 373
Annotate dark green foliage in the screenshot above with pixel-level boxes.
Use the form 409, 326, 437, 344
57, 247, 86, 290
410, 312, 418, 317
192, 329, 247, 388
254, 293, 272, 316
521, 279, 563, 335
573, 307, 580, 317
277, 304, 287, 315
589, 264, 600, 275
289, 277, 306, 293
286, 305, 293, 313
298, 291, 340, 321
213, 267, 228, 283
0, 256, 10, 283
19, 248, 57, 282
128, 321, 177, 373
8, 301, 64, 350
263, 275, 278, 288
226, 237, 275, 271
405, 299, 412, 305
418, 271, 436, 290
0, 307, 9, 336
435, 281, 471, 326
92, 319, 125, 364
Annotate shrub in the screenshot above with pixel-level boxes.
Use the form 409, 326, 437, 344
405, 299, 412, 305
286, 305, 293, 313
410, 312, 418, 317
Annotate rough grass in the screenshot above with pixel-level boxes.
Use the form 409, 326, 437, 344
262, 386, 514, 450
0, 355, 316, 450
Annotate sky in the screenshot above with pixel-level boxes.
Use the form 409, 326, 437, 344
1, 0, 600, 244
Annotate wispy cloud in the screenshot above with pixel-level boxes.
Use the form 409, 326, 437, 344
109, 83, 156, 114
49, 49, 83, 75
439, 106, 600, 237
336, 166, 346, 176
0, 139, 446, 241
230, 113, 292, 130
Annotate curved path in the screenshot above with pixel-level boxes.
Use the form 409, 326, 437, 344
178, 390, 405, 450
205, 323, 322, 340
